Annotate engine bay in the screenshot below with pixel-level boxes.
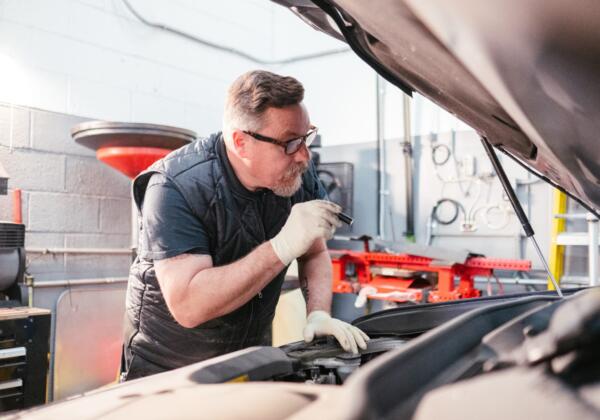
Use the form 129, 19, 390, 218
277, 337, 407, 385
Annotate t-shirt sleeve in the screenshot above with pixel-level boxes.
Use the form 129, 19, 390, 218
138, 174, 211, 261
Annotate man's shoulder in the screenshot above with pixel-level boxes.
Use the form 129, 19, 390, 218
159, 133, 220, 179
133, 133, 224, 209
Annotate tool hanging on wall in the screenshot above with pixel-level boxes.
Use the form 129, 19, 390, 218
427, 130, 520, 244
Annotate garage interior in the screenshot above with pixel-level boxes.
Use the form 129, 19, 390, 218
0, 0, 598, 415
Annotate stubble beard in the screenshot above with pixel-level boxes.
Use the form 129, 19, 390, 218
271, 162, 308, 197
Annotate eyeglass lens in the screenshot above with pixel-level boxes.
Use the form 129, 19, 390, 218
285, 131, 317, 155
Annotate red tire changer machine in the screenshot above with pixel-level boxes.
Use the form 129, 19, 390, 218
330, 238, 532, 306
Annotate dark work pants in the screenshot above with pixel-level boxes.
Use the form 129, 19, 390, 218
120, 346, 169, 382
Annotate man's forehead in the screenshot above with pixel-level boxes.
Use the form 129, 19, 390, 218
282, 127, 309, 137
263, 107, 310, 137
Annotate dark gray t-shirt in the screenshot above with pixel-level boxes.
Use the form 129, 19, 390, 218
138, 173, 211, 260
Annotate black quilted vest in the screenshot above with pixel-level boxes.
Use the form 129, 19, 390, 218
123, 133, 324, 370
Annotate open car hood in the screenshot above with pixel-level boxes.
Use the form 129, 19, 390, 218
273, 0, 600, 216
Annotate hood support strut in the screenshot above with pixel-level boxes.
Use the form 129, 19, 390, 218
480, 137, 563, 297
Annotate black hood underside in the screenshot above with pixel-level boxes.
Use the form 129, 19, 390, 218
274, 0, 600, 216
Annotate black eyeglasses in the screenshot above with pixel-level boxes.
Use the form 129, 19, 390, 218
242, 127, 318, 155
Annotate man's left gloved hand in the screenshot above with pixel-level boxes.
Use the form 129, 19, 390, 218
303, 310, 370, 354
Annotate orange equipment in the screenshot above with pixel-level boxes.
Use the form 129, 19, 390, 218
330, 248, 531, 304
96, 146, 171, 179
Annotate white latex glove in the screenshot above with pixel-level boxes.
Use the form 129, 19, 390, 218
303, 310, 370, 354
270, 200, 342, 266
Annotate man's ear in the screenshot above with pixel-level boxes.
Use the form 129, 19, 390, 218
231, 130, 249, 157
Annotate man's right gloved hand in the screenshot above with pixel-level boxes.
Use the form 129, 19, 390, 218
270, 200, 342, 265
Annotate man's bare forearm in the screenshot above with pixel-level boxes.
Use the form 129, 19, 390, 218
298, 244, 333, 314
182, 242, 284, 326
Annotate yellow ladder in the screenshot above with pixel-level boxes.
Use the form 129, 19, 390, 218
548, 189, 567, 290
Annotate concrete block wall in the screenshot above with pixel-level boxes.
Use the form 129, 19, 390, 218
0, 103, 131, 282
0, 102, 131, 401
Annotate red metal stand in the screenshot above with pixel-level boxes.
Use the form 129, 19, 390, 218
331, 250, 531, 303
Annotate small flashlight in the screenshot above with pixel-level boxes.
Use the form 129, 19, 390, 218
338, 211, 354, 226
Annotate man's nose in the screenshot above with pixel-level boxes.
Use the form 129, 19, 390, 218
293, 142, 310, 163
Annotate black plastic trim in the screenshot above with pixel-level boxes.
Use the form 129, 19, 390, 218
353, 288, 584, 336
310, 0, 413, 96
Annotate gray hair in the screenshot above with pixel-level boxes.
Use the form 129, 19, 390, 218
222, 70, 304, 140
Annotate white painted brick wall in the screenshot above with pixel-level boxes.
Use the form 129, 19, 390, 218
30, 110, 95, 157
0, 0, 471, 146
65, 157, 130, 198
68, 78, 131, 122
99, 198, 131, 234
28, 192, 100, 233
0, 148, 66, 192
0, 104, 30, 148
0, 0, 281, 135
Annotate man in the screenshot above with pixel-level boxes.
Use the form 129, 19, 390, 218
122, 70, 369, 380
